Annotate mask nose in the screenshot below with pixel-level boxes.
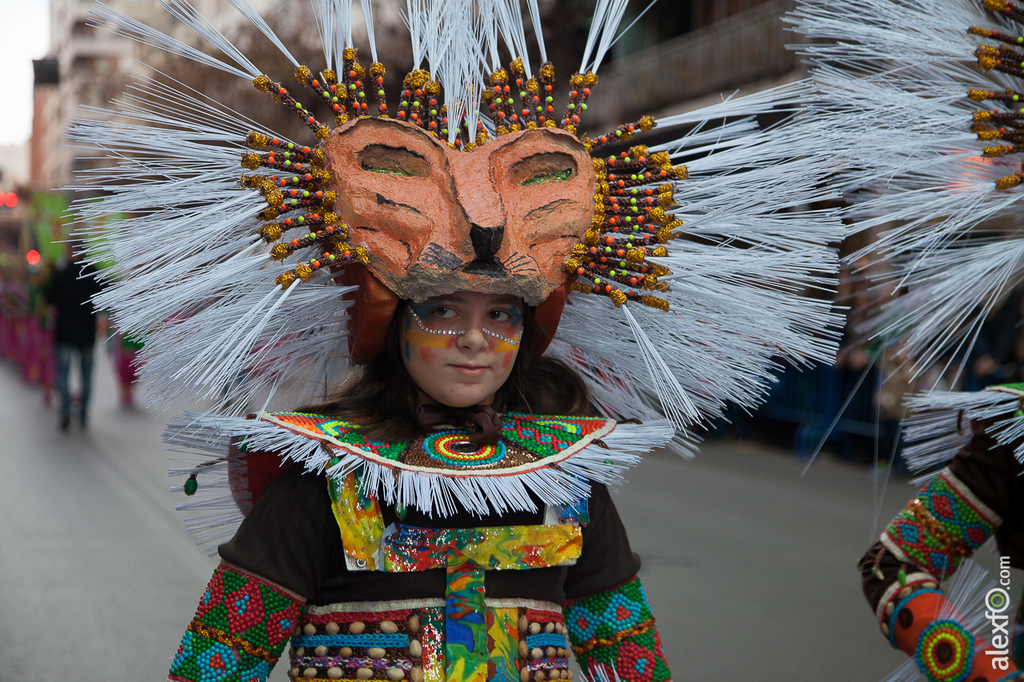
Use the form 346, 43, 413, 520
470, 222, 504, 255
452, 156, 508, 276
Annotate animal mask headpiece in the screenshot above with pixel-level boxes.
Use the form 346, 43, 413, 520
77, 0, 842, 440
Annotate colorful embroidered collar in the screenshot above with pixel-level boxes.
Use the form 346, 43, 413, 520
262, 411, 615, 477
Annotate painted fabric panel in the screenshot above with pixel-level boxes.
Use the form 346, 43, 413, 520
170, 563, 303, 682
445, 560, 489, 682
563, 577, 671, 682
882, 470, 999, 578
263, 412, 613, 475
381, 524, 582, 572
288, 600, 569, 682
329, 469, 385, 570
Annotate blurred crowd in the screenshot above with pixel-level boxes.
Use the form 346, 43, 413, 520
0, 242, 140, 430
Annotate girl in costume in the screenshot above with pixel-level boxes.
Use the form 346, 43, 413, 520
70, 1, 845, 681
788, 0, 1024, 678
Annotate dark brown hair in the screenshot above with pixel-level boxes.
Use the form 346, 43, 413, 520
296, 301, 591, 441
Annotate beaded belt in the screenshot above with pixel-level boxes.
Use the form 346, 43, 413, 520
289, 598, 573, 682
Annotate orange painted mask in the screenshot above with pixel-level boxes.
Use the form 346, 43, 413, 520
324, 117, 597, 306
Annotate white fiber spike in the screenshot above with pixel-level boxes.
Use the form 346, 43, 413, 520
402, 0, 426, 69
493, 0, 532, 78
89, 3, 254, 80
359, 0, 378, 63
605, 0, 658, 56
334, 0, 354, 54
579, 0, 630, 74
621, 305, 700, 428
311, 0, 338, 72
153, 0, 262, 76
227, 0, 299, 67
526, 0, 547, 64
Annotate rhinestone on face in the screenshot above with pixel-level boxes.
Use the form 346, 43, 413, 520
408, 309, 522, 346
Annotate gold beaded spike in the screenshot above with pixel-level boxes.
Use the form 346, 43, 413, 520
969, 1, 1024, 187
563, 147, 686, 310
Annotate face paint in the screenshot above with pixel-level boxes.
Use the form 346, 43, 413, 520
400, 292, 525, 408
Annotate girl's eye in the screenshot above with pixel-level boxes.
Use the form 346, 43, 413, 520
430, 306, 456, 319
488, 309, 513, 323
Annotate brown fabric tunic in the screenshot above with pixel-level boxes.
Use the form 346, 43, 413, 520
219, 462, 642, 605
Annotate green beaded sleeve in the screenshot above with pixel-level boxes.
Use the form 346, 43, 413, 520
169, 562, 304, 682
562, 576, 671, 682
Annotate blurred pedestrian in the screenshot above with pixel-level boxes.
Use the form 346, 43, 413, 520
45, 254, 102, 430
110, 332, 142, 408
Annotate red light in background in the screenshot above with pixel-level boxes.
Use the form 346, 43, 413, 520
25, 250, 40, 266
3, 192, 17, 208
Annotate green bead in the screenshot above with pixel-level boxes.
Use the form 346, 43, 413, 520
288, 143, 294, 149
377, 90, 385, 96
298, 216, 305, 222
581, 103, 588, 110
1015, 409, 1024, 418
358, 91, 365, 98
871, 566, 884, 581
397, 504, 407, 521
303, 191, 310, 197
1015, 95, 1020, 101
546, 96, 553, 103
898, 568, 907, 585
184, 476, 198, 496
569, 103, 576, 110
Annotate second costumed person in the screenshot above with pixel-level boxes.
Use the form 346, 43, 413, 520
789, 0, 1024, 678
72, 0, 845, 680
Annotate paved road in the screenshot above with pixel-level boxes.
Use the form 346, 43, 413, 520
0, 350, 1005, 681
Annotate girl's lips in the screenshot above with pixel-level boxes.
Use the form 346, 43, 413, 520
451, 364, 488, 376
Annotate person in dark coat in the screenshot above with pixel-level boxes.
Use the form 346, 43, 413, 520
46, 256, 102, 430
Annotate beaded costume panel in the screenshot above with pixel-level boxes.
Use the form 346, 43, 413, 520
263, 412, 615, 476
562, 578, 670, 682
170, 563, 304, 682
290, 599, 572, 682
881, 469, 1000, 578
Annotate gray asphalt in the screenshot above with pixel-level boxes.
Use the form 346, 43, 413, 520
0, 349, 1004, 681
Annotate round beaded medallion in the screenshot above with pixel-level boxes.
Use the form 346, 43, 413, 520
915, 619, 974, 682
422, 433, 507, 467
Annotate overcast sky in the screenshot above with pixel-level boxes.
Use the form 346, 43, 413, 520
1, 0, 50, 147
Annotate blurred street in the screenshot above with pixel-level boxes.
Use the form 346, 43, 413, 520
0, 347, 1003, 681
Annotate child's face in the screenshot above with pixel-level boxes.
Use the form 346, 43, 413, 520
401, 291, 524, 408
